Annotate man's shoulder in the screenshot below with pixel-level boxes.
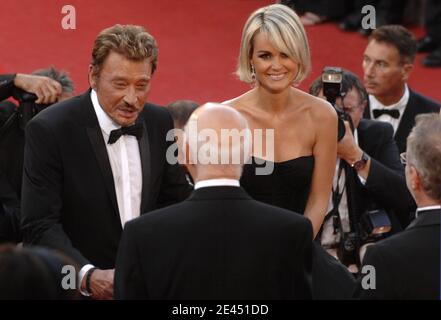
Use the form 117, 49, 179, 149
127, 196, 312, 235
31, 91, 90, 125
408, 89, 441, 112
358, 119, 394, 140
359, 118, 393, 133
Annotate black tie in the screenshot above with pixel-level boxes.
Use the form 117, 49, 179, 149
373, 108, 400, 119
108, 123, 143, 144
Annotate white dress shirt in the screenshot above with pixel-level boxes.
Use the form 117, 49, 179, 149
91, 90, 142, 227
194, 178, 240, 190
415, 205, 441, 218
369, 84, 409, 134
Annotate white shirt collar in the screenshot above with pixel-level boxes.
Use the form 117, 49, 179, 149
416, 205, 441, 218
90, 89, 120, 135
370, 84, 409, 113
194, 179, 240, 190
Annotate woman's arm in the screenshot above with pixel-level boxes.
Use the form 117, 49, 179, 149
304, 100, 338, 238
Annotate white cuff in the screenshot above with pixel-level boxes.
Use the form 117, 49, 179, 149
78, 264, 95, 296
358, 174, 367, 185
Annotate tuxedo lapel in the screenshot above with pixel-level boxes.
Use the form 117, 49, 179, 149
394, 90, 417, 149
81, 91, 120, 220
138, 116, 151, 214
86, 126, 120, 219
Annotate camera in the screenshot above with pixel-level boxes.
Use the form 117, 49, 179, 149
361, 209, 392, 237
337, 209, 391, 267
337, 232, 359, 266
321, 67, 353, 141
12, 88, 50, 129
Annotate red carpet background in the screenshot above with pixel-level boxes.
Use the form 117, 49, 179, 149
1, 0, 440, 105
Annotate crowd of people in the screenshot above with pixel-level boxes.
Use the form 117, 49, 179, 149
0, 3, 440, 300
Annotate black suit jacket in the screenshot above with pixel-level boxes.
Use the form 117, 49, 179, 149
114, 186, 313, 300
345, 119, 415, 232
364, 88, 441, 153
0, 101, 22, 243
354, 208, 440, 299
0, 74, 16, 102
21, 90, 191, 268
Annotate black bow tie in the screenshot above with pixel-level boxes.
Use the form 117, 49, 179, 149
108, 123, 143, 144
373, 108, 400, 119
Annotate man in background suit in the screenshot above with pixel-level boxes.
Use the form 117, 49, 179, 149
0, 67, 74, 244
1, 73, 61, 104
362, 25, 440, 153
21, 25, 190, 299
309, 69, 415, 270
115, 103, 313, 299
355, 113, 440, 299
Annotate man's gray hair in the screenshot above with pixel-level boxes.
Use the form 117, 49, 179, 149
406, 113, 441, 200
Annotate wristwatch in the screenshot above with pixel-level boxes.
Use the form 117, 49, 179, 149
351, 152, 369, 171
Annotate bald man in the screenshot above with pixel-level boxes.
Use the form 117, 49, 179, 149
114, 103, 313, 299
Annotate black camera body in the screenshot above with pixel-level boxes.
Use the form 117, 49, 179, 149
337, 209, 392, 267
12, 88, 50, 129
321, 67, 354, 141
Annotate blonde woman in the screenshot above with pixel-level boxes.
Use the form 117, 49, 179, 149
225, 4, 337, 238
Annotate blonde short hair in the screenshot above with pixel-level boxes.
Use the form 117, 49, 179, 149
236, 4, 311, 84
91, 24, 158, 77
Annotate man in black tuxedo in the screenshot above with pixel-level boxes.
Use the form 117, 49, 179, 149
115, 103, 313, 299
355, 113, 440, 299
21, 25, 190, 299
362, 25, 440, 153
310, 70, 415, 270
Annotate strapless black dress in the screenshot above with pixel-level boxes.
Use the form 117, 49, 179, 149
241, 155, 356, 298
240, 155, 314, 215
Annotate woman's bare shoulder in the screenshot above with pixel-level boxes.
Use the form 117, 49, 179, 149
296, 90, 337, 121
221, 90, 254, 109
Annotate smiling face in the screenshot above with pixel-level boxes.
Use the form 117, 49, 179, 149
250, 32, 299, 93
362, 40, 412, 105
89, 51, 152, 126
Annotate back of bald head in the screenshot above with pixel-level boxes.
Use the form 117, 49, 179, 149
190, 103, 248, 133
184, 103, 252, 174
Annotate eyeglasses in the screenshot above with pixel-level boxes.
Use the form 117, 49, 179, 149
400, 152, 407, 165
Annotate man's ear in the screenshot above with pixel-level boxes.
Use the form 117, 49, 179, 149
184, 140, 197, 181
401, 63, 414, 82
408, 165, 421, 191
88, 65, 97, 90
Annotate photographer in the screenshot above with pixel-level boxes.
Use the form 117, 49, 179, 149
0, 67, 74, 244
0, 73, 62, 104
309, 69, 415, 270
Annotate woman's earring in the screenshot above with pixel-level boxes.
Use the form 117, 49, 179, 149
251, 65, 256, 82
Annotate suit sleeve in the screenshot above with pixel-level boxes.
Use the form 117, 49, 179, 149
353, 245, 393, 299
364, 123, 415, 227
156, 109, 192, 208
21, 117, 89, 267
114, 220, 148, 299
0, 169, 21, 243
0, 74, 16, 102
294, 219, 313, 299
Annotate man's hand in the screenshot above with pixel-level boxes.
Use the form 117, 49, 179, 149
81, 268, 114, 300
337, 121, 363, 164
338, 121, 371, 179
14, 73, 62, 104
